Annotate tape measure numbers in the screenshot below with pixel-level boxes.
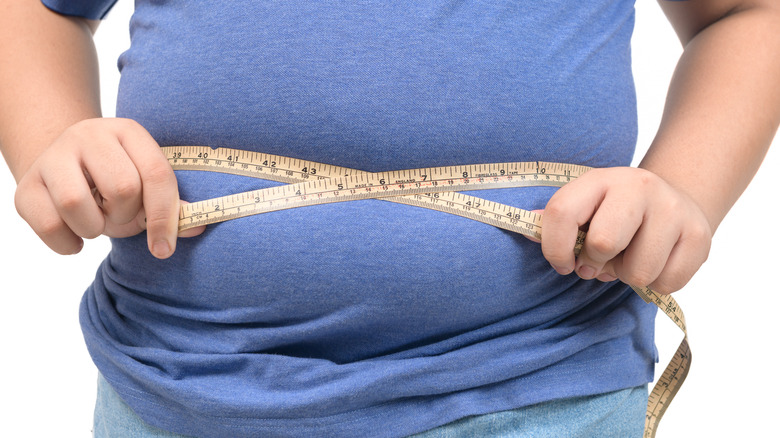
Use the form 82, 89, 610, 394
164, 145, 689, 438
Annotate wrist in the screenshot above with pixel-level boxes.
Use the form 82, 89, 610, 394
637, 160, 722, 235
2, 115, 103, 183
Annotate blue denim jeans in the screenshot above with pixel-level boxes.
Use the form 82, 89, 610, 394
93, 374, 647, 438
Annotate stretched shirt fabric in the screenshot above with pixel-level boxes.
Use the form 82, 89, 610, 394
43, 1, 658, 437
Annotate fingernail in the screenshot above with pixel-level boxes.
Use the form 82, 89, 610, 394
578, 265, 597, 279
552, 264, 572, 275
152, 240, 171, 259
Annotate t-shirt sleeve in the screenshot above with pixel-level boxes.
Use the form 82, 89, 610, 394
41, 0, 119, 20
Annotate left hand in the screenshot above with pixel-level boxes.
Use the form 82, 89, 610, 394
537, 166, 713, 294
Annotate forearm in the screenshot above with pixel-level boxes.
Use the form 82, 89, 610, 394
0, 1, 101, 182
640, 3, 780, 233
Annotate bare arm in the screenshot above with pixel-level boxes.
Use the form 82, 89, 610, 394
539, 0, 780, 294
0, 1, 199, 258
644, 0, 780, 232
0, 1, 100, 180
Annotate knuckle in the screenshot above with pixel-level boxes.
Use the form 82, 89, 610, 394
106, 178, 142, 202
543, 252, 568, 266
623, 269, 656, 289
143, 213, 172, 233
13, 187, 31, 218
584, 231, 619, 258
114, 117, 142, 130
634, 168, 658, 188
66, 119, 94, 134
57, 191, 91, 212
648, 282, 674, 295
700, 246, 710, 264
143, 163, 175, 186
62, 118, 128, 149
35, 216, 69, 240
112, 118, 150, 139
66, 118, 103, 139
542, 198, 568, 219
663, 195, 683, 212
540, 236, 570, 257
80, 229, 103, 240
688, 220, 713, 245
649, 275, 687, 295
541, 245, 572, 267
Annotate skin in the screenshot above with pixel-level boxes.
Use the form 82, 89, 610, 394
0, 1, 203, 259
536, 0, 780, 294
1, 0, 779, 295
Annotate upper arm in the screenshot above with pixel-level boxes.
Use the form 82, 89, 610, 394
40, 0, 117, 34
659, 0, 779, 45
64, 16, 100, 36
84, 19, 100, 35
39, 4, 101, 35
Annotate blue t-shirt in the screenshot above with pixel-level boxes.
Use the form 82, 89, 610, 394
44, 1, 658, 437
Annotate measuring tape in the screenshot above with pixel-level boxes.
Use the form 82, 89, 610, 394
164, 145, 689, 438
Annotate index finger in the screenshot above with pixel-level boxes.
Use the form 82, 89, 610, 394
540, 172, 608, 274
113, 119, 179, 259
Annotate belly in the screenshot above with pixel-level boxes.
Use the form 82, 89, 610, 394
106, 0, 638, 362
105, 170, 591, 363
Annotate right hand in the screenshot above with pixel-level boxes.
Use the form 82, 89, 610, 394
14, 118, 204, 259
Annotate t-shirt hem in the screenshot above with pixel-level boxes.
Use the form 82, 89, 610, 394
100, 352, 653, 438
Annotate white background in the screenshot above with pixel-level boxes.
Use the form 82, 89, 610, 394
1, 1, 778, 437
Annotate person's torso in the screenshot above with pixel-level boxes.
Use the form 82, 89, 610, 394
108, 0, 638, 364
